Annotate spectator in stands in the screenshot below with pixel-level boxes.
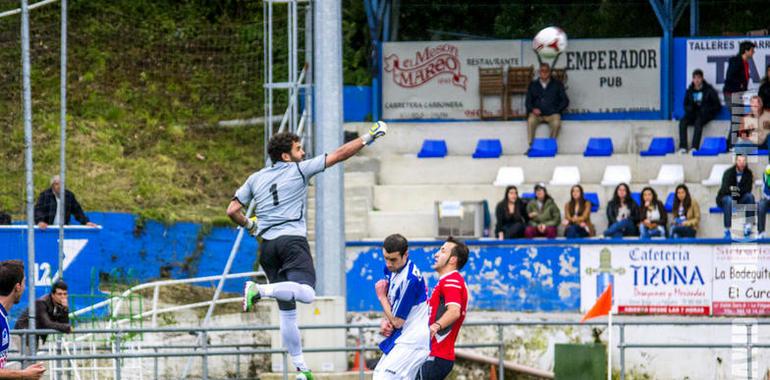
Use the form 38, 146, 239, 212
561, 184, 595, 238
724, 41, 756, 150
15, 280, 72, 345
717, 154, 754, 238
525, 63, 569, 153
0, 260, 47, 379
495, 186, 528, 239
638, 187, 667, 239
524, 183, 560, 239
736, 96, 770, 152
678, 69, 721, 153
669, 184, 700, 238
759, 65, 770, 111
34, 175, 97, 230
756, 165, 770, 239
603, 183, 639, 238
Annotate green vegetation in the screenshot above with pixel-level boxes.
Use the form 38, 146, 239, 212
0, 0, 264, 223
0, 0, 763, 223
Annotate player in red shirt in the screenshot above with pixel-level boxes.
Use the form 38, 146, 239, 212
416, 237, 469, 380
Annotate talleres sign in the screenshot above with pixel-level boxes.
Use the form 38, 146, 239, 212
685, 37, 770, 104
382, 38, 661, 120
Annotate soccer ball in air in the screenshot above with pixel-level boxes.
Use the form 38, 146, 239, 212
532, 27, 568, 59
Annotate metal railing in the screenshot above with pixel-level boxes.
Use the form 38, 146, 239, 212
9, 319, 770, 380
66, 271, 266, 330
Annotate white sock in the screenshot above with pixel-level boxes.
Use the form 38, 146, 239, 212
259, 282, 316, 304
279, 309, 309, 371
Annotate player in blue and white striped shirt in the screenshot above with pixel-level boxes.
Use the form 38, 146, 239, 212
0, 260, 46, 378
374, 234, 430, 380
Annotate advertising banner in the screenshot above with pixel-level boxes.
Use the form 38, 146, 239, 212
684, 37, 770, 104
382, 38, 660, 120
382, 40, 522, 120
580, 245, 712, 315
524, 37, 661, 115
712, 244, 770, 316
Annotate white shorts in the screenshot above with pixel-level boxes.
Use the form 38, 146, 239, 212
373, 344, 429, 380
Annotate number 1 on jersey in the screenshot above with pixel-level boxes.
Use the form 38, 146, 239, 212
270, 183, 280, 206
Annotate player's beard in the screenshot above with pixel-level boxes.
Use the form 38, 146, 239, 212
433, 255, 451, 271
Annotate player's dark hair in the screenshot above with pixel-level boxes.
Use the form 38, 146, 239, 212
51, 280, 68, 294
0, 260, 24, 296
611, 182, 635, 207
672, 184, 692, 215
739, 41, 756, 56
383, 233, 408, 257
446, 236, 469, 270
692, 69, 703, 78
268, 132, 300, 163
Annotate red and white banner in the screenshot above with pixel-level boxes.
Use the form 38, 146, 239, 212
580, 245, 712, 316
382, 40, 521, 120
712, 244, 770, 316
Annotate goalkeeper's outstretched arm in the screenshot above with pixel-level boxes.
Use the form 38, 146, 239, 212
325, 121, 388, 168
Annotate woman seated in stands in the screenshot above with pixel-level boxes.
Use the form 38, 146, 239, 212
525, 183, 560, 239
495, 185, 529, 239
735, 96, 770, 153
639, 187, 667, 239
669, 184, 700, 238
604, 183, 639, 238
561, 184, 595, 238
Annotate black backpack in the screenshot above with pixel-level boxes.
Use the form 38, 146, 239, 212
0, 212, 11, 225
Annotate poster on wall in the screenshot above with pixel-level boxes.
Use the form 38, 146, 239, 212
382, 38, 660, 120
523, 37, 661, 115
685, 37, 770, 104
580, 245, 712, 315
382, 40, 522, 120
712, 244, 770, 316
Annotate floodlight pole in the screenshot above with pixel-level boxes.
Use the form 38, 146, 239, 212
57, 0, 67, 281
314, 0, 345, 297
21, 0, 37, 356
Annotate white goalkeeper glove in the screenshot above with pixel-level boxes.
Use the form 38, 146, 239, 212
245, 217, 259, 237
361, 121, 388, 146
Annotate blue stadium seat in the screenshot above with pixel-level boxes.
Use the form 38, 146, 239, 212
709, 206, 723, 214
417, 139, 447, 158
639, 137, 675, 156
521, 192, 536, 200
584, 192, 600, 212
583, 138, 613, 157
528, 138, 557, 157
692, 137, 727, 156
664, 192, 674, 212
631, 192, 641, 206
472, 139, 503, 159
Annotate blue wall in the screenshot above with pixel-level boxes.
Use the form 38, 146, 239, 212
346, 244, 581, 312
1, 212, 258, 323
344, 86, 372, 122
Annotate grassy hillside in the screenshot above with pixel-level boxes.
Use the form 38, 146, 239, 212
0, 0, 266, 224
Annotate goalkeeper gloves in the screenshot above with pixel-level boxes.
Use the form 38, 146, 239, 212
361, 121, 388, 146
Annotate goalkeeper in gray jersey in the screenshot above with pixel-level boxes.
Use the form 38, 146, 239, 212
227, 122, 387, 380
